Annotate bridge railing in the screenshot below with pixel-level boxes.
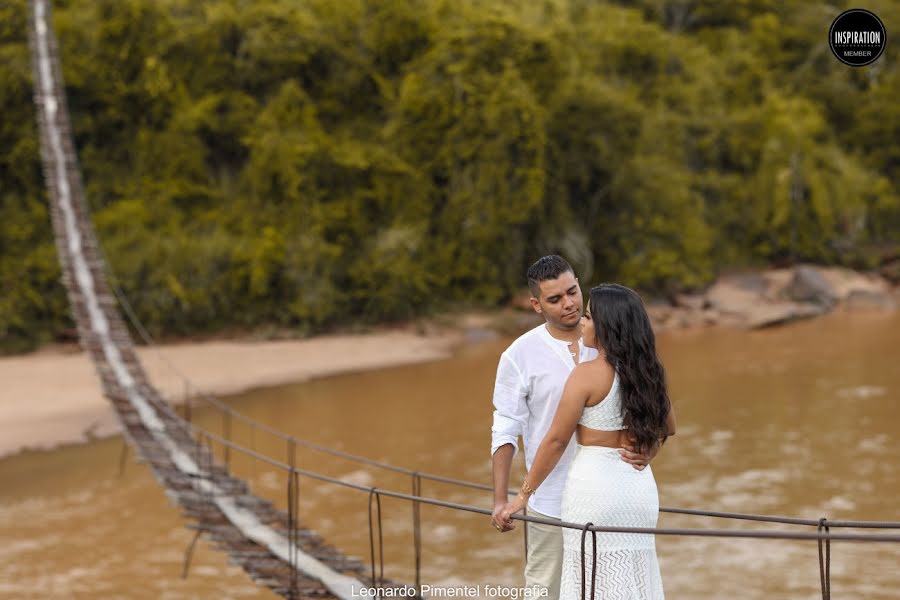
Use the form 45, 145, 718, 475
103, 258, 900, 530
79, 177, 900, 600
104, 270, 900, 600
142, 387, 900, 600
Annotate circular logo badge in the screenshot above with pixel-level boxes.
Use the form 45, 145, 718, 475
829, 9, 887, 67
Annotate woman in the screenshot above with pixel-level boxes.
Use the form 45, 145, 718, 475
499, 283, 675, 600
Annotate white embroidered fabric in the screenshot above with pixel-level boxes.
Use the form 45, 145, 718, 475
578, 371, 625, 431
559, 445, 665, 600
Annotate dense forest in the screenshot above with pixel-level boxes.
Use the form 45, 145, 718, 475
1, 0, 898, 352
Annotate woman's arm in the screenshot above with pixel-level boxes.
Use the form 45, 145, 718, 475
495, 365, 594, 529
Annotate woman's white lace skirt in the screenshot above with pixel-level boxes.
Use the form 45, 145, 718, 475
559, 445, 664, 600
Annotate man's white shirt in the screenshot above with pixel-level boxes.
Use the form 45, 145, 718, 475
491, 323, 599, 518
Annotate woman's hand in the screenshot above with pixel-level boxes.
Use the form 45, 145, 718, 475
494, 493, 527, 532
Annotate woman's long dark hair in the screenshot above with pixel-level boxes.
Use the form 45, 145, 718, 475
589, 284, 671, 454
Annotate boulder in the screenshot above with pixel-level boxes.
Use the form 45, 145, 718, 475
674, 293, 707, 311
464, 327, 500, 342
510, 289, 535, 311
646, 302, 674, 326
844, 290, 898, 311
706, 279, 762, 316
746, 302, 826, 329
786, 266, 838, 308
676, 308, 707, 329
761, 269, 794, 300
880, 259, 900, 285
497, 310, 542, 335
701, 308, 720, 326
729, 272, 771, 293
817, 266, 891, 301
716, 312, 746, 328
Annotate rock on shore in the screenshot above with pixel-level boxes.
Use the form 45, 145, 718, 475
648, 265, 898, 331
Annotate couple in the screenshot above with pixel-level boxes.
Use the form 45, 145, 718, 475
490, 255, 675, 600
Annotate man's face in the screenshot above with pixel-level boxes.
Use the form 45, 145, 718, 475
531, 271, 583, 330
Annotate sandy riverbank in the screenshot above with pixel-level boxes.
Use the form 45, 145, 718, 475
0, 328, 463, 459
3, 261, 896, 460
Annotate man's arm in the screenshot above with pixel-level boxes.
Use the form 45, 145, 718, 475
491, 443, 516, 532
496, 365, 592, 528
490, 352, 528, 531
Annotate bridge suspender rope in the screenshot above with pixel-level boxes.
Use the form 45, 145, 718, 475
26, 1, 900, 599
818, 518, 831, 600
580, 525, 597, 600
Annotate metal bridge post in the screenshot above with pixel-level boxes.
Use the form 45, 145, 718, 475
287, 438, 299, 599
368, 488, 385, 596
117, 439, 128, 477
223, 410, 232, 470
411, 473, 423, 597
184, 381, 191, 423
818, 517, 831, 600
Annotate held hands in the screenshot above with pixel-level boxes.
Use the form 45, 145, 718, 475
618, 442, 659, 471
491, 493, 527, 532
491, 500, 516, 532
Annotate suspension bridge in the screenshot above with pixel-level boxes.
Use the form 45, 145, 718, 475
25, 1, 900, 599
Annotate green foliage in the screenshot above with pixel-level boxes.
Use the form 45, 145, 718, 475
1, 0, 898, 351
1, 0, 72, 351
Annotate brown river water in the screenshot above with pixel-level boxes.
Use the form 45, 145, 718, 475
1, 312, 898, 599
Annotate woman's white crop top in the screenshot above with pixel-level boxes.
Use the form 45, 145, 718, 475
578, 371, 626, 431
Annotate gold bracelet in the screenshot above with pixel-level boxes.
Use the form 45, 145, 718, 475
521, 478, 536, 497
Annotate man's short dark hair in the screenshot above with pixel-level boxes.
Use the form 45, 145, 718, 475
526, 255, 574, 298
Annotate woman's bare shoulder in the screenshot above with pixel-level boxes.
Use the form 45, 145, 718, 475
576, 358, 615, 402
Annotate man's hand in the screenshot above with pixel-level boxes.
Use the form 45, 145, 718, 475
491, 444, 517, 531
494, 493, 527, 532
618, 442, 659, 471
492, 500, 516, 532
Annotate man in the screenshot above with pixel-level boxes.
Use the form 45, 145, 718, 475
490, 255, 652, 599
